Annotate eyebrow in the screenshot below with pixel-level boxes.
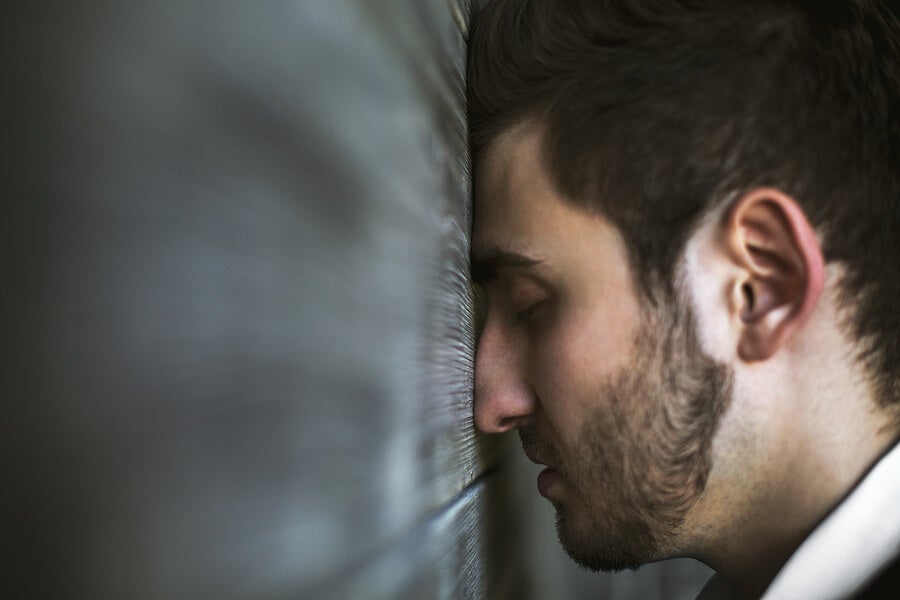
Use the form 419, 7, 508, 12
470, 248, 544, 283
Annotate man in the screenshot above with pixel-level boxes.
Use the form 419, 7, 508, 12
467, 1, 899, 598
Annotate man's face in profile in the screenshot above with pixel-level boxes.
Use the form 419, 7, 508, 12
472, 124, 732, 571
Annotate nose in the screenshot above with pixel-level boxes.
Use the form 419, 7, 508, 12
473, 319, 537, 433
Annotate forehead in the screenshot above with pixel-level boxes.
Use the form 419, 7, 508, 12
471, 124, 618, 264
472, 124, 545, 250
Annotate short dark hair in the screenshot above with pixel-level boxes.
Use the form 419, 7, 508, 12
467, 0, 900, 416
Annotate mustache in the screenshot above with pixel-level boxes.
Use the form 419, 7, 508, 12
519, 425, 562, 468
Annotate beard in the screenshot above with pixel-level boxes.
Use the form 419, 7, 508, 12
521, 297, 732, 572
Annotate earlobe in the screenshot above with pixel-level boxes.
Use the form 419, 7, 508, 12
724, 189, 825, 362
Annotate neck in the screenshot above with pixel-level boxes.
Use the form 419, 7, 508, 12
689, 353, 897, 598
716, 432, 898, 599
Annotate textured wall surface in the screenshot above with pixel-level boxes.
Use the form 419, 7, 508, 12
7, 1, 712, 598
6, 1, 519, 598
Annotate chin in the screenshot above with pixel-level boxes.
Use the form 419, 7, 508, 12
554, 504, 662, 573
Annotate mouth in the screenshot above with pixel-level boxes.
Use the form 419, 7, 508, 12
522, 448, 562, 498
523, 448, 549, 468
520, 429, 563, 499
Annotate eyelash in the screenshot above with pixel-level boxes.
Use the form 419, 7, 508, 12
514, 301, 546, 325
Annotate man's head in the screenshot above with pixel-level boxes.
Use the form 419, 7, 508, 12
468, 0, 900, 590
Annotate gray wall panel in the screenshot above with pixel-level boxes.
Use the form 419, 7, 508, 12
309, 469, 523, 600
7, 1, 498, 598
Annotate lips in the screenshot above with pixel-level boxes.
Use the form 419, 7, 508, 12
523, 448, 550, 468
537, 466, 561, 497
523, 447, 562, 498
520, 429, 563, 497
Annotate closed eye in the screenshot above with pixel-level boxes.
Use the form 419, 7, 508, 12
514, 301, 547, 325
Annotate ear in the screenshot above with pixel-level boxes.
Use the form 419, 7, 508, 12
724, 188, 825, 362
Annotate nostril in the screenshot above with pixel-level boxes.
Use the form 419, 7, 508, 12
473, 378, 537, 434
496, 416, 520, 433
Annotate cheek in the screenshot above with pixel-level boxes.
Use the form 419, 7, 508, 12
544, 299, 637, 381
532, 301, 638, 438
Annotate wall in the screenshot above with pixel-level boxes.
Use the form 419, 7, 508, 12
6, 1, 710, 598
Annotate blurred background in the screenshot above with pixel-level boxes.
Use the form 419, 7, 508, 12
5, 1, 711, 597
